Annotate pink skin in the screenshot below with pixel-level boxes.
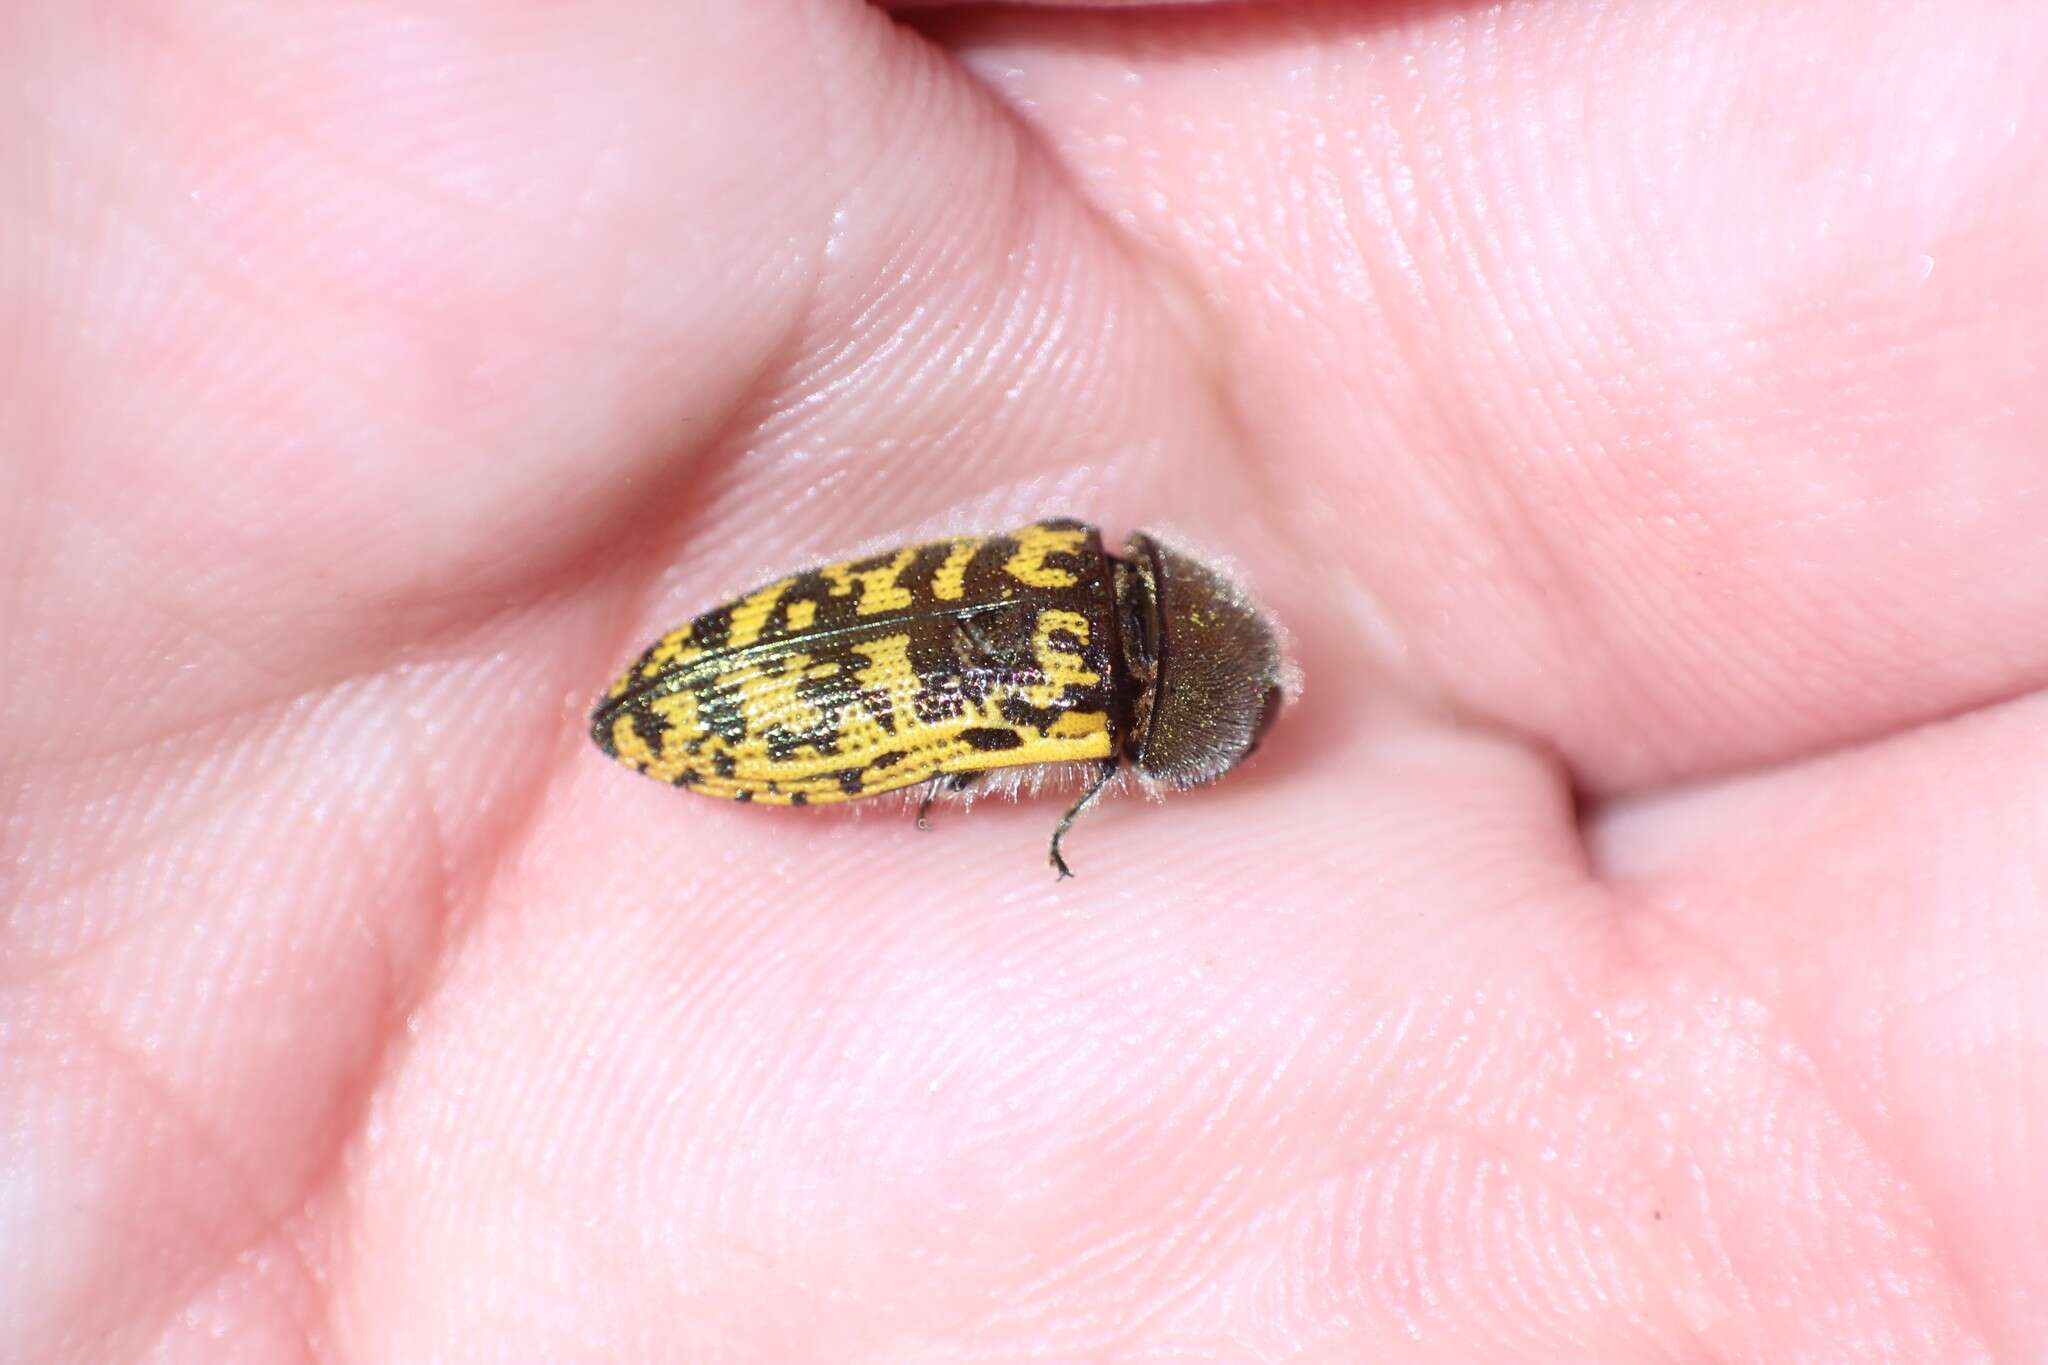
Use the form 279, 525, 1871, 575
4, 1, 2045, 1359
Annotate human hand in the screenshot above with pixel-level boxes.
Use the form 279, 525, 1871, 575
7, 2, 2044, 1359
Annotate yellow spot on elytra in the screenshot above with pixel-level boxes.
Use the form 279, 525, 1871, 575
932, 538, 981, 601
1048, 710, 1109, 740
727, 650, 828, 751
820, 549, 916, 615
1005, 525, 1086, 588
1024, 609, 1099, 707
613, 688, 707, 783
609, 713, 658, 771
636, 623, 704, 681
786, 599, 817, 631
853, 632, 917, 701
728, 578, 795, 649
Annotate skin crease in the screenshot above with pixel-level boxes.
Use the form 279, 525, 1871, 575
2, 0, 2045, 1358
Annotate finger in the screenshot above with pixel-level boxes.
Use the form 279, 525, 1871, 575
919, 0, 2048, 790
1593, 689, 2048, 1355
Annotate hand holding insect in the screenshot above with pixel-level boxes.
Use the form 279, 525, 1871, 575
7, 2, 2045, 1360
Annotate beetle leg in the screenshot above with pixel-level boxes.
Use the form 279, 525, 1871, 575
1047, 759, 1119, 879
916, 772, 980, 830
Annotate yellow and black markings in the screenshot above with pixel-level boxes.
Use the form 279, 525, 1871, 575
591, 518, 1286, 877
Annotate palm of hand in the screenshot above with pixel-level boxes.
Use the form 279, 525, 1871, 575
8, 3, 2045, 1360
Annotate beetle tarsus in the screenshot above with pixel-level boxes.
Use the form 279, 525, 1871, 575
1047, 760, 1117, 880
918, 772, 977, 830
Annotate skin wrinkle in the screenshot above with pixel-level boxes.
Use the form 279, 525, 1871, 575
259, 1207, 334, 1365
54, 667, 543, 1354
80, 26, 833, 664
663, 24, 1130, 556
113, 4, 520, 232
42, 43, 520, 452
45, 498, 311, 680
133, 1210, 329, 1365
1298, 42, 1689, 776
915, 9, 1252, 516
1412, 1127, 1634, 1336
1570, 902, 1765, 1332
1605, 877, 1991, 1352
37, 172, 694, 735
5, 640, 553, 983
1057, 17, 1619, 765
29, 992, 293, 1360
329, 665, 580, 1101
0, 395, 53, 813
2, 700, 331, 984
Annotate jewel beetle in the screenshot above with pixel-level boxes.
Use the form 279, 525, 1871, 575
589, 518, 1286, 877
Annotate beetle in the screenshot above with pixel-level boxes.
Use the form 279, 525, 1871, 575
589, 518, 1286, 877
